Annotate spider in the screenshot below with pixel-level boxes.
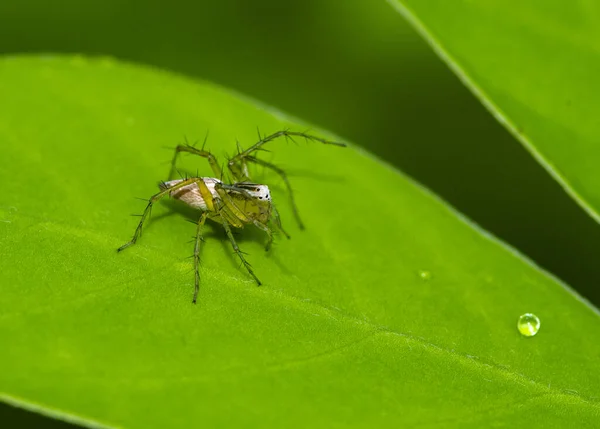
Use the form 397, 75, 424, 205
117, 130, 346, 303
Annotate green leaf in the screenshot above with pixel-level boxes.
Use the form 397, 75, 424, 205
1, 56, 599, 428
387, 0, 600, 224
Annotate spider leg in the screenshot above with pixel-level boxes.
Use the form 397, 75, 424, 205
251, 219, 274, 251
270, 204, 290, 240
217, 183, 255, 199
169, 140, 223, 180
227, 130, 345, 181
213, 197, 261, 285
228, 130, 346, 177
227, 131, 345, 229
117, 177, 207, 252
213, 183, 251, 226
192, 211, 209, 304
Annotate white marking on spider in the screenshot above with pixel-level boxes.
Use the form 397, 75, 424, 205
160, 178, 271, 211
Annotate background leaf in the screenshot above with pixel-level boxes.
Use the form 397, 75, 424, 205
387, 0, 600, 221
1, 56, 600, 428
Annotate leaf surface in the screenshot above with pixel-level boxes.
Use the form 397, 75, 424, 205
0, 56, 599, 428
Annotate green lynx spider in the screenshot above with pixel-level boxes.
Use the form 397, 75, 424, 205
118, 130, 346, 303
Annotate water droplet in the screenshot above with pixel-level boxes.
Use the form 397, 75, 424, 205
517, 313, 540, 337
418, 270, 431, 280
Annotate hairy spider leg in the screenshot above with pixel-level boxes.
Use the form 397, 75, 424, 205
214, 183, 253, 226
169, 144, 223, 181
270, 204, 290, 240
227, 130, 346, 229
192, 211, 209, 304
235, 139, 251, 179
117, 177, 209, 252
231, 130, 346, 169
251, 219, 274, 251
213, 195, 262, 285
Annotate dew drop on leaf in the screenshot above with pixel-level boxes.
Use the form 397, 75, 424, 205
418, 270, 431, 280
517, 313, 540, 337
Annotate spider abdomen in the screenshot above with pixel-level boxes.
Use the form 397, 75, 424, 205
159, 177, 220, 211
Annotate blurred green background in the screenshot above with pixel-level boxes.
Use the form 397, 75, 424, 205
1, 0, 600, 425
